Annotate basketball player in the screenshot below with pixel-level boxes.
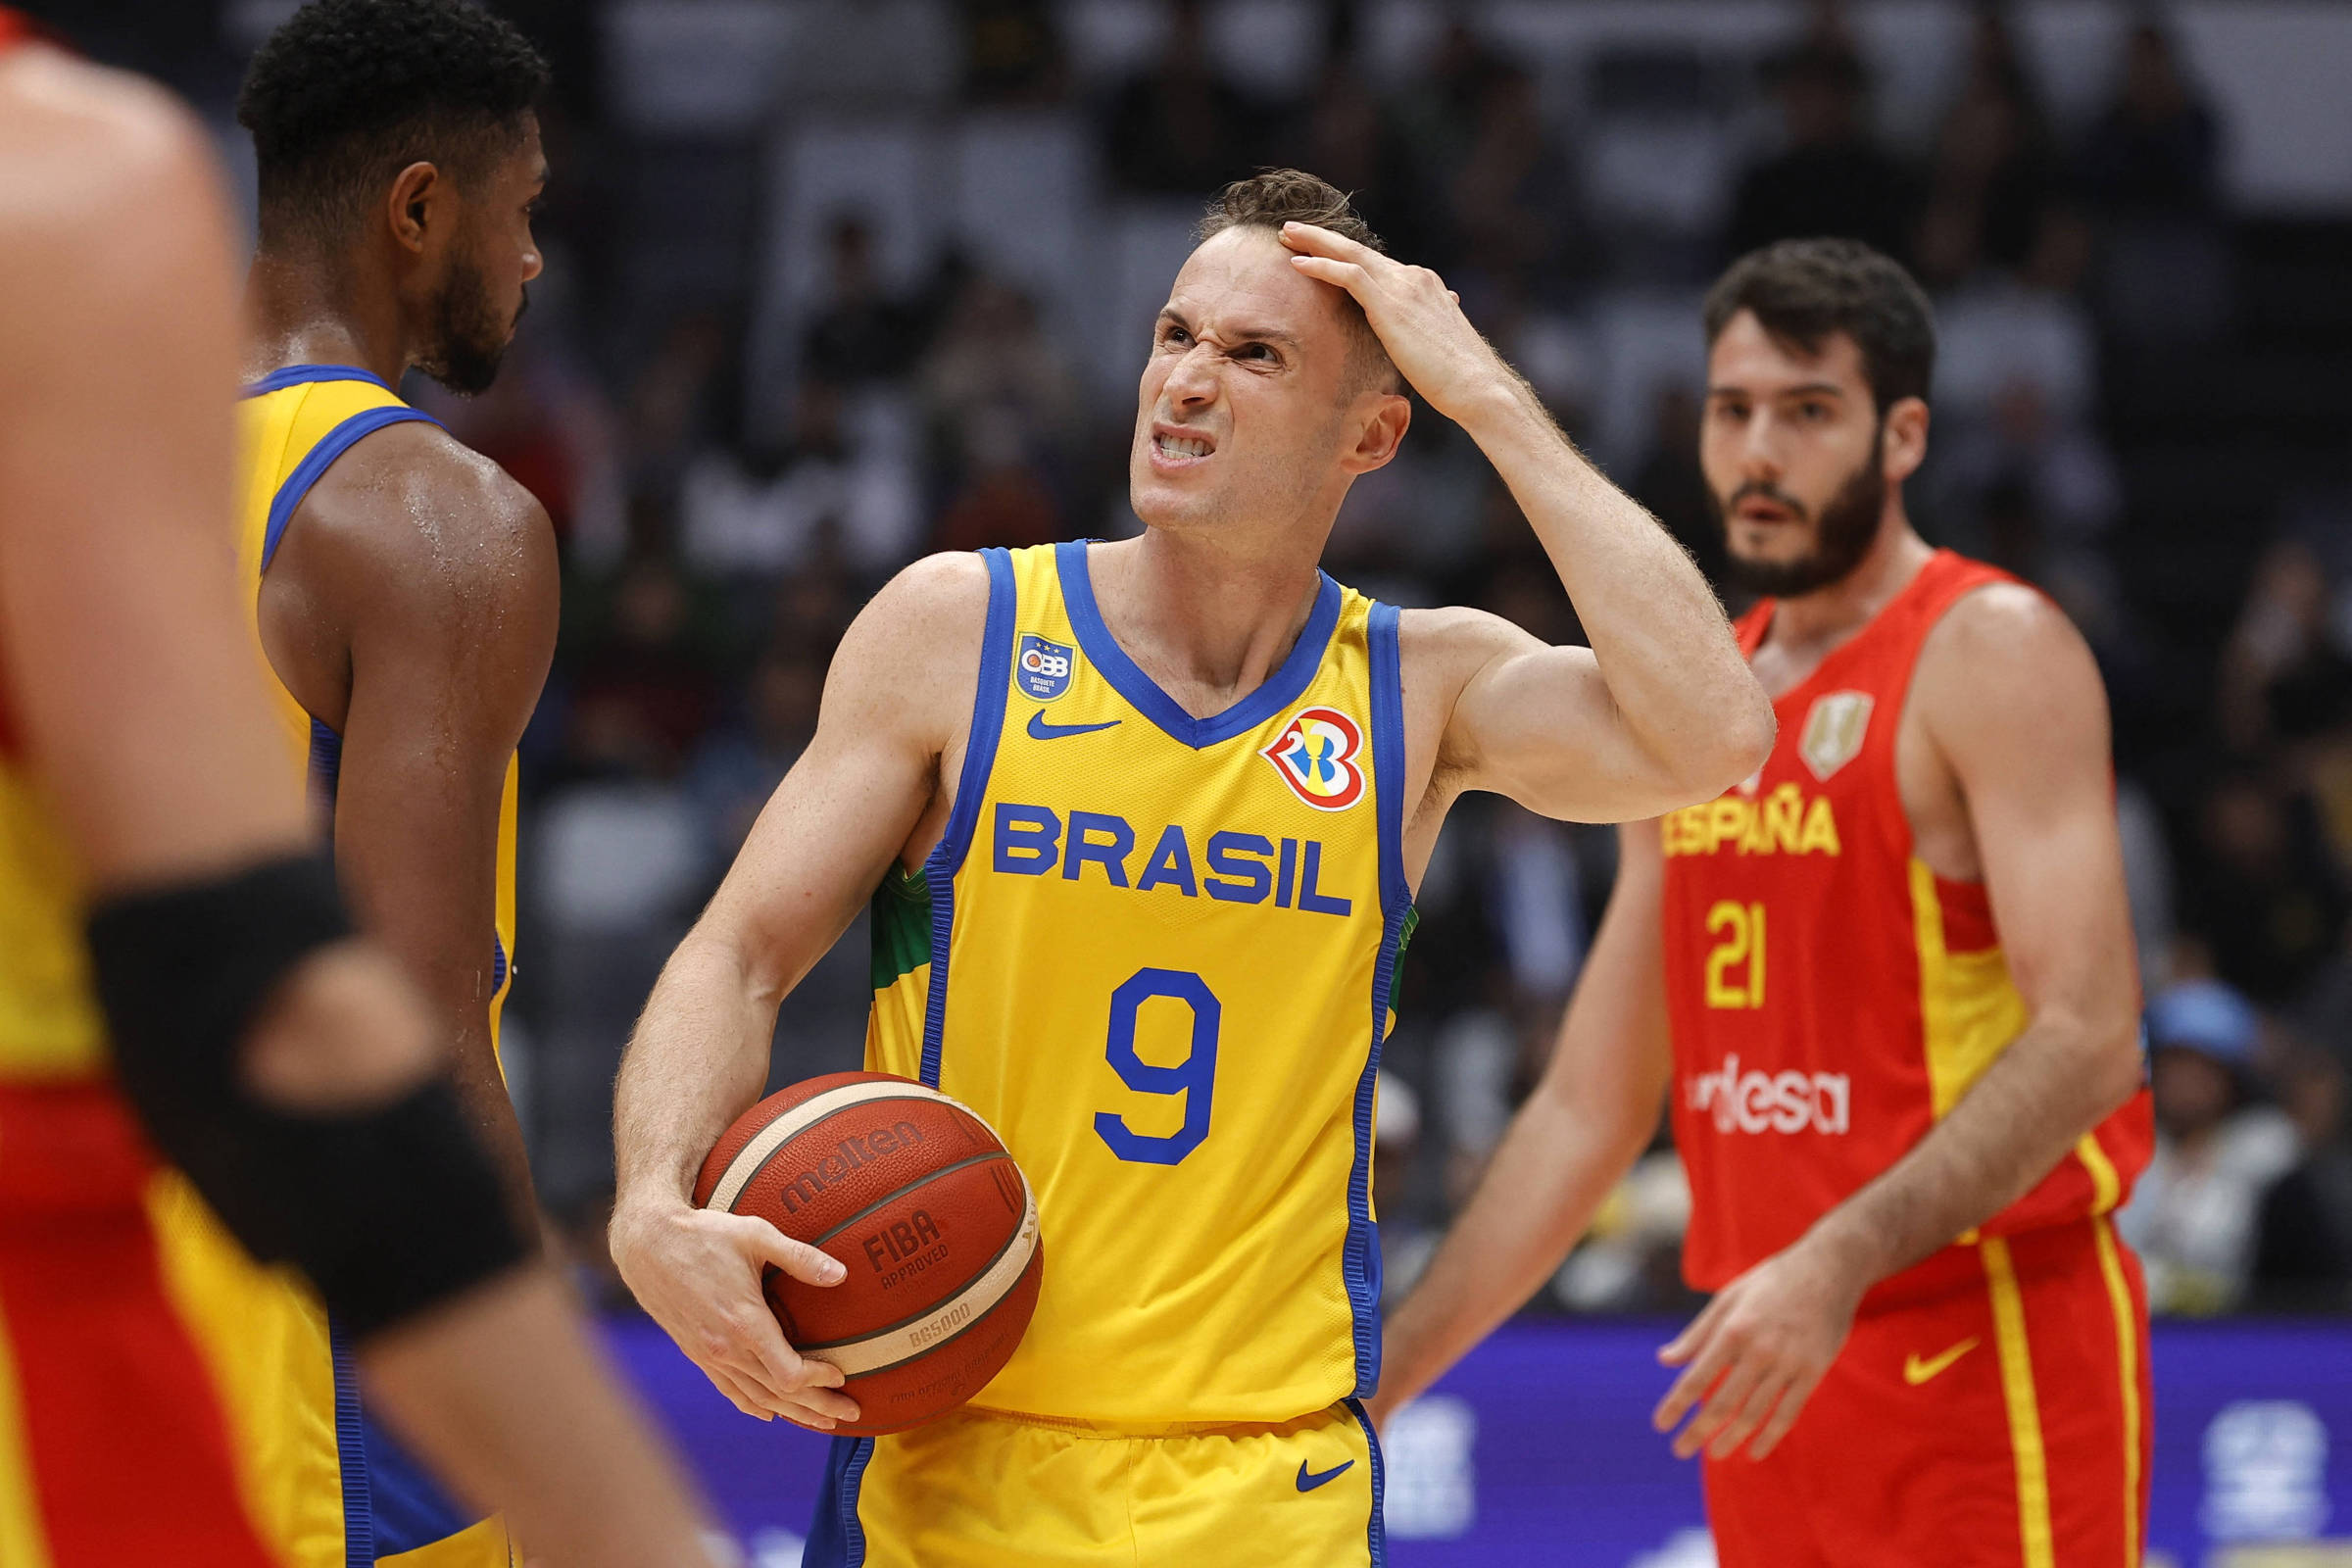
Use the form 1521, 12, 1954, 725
1373, 239, 2154, 1567
150, 2, 563, 1563
609, 169, 1776, 1566
0, 20, 712, 1567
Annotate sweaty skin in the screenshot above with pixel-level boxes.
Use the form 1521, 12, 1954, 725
0, 43, 714, 1567
245, 118, 556, 1219
609, 218, 1777, 1429
1370, 312, 2144, 1463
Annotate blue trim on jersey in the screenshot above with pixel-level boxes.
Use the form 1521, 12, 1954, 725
1347, 601, 1410, 1397
1055, 539, 1343, 750
492, 929, 510, 998
360, 1402, 489, 1556
1346, 1396, 1390, 1567
307, 716, 343, 816
805, 1435, 876, 1567
241, 363, 399, 399
916, 548, 1015, 1088
261, 404, 441, 572
329, 1322, 373, 1566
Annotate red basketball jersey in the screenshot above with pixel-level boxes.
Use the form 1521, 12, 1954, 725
1660, 550, 2152, 1296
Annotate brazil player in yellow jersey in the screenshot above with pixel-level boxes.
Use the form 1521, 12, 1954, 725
611, 170, 1778, 1567
150, 3, 564, 1565
0, 22, 714, 1566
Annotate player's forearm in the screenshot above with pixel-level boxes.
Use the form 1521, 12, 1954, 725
1382, 1090, 1650, 1409
612, 926, 779, 1216
1803, 1011, 2142, 1287
359, 1266, 717, 1568
1456, 389, 1769, 797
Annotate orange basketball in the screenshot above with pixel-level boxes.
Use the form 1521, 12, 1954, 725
693, 1070, 1042, 1436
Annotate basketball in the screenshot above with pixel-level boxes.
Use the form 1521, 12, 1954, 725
693, 1071, 1043, 1436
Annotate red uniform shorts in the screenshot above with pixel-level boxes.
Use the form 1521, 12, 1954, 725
1704, 1217, 2152, 1568
0, 1081, 275, 1567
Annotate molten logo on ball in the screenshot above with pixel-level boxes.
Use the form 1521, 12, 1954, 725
776, 1120, 924, 1215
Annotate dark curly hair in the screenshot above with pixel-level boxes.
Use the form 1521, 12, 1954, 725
1703, 238, 1937, 413
237, 0, 549, 249
1197, 169, 1398, 396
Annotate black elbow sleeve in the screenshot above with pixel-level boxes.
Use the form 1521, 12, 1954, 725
86, 851, 529, 1341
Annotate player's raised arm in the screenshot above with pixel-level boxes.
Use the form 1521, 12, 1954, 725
1370, 821, 1675, 1426
1281, 223, 1773, 824
1652, 586, 2145, 1463
611, 551, 988, 1429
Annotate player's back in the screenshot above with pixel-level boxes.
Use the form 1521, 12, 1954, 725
864, 541, 1410, 1426
1658, 549, 2154, 1297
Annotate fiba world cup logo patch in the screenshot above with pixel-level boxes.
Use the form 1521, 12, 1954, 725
1016, 635, 1075, 702
1262, 706, 1366, 810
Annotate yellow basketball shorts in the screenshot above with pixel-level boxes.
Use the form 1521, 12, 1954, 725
806, 1399, 1385, 1567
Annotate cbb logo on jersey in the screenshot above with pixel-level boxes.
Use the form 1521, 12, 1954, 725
1262, 706, 1365, 810
1017, 635, 1076, 702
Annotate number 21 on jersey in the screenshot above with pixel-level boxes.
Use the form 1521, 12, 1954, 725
1705, 901, 1766, 1008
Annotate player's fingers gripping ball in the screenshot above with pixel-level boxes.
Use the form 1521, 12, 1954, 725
694, 1071, 1043, 1435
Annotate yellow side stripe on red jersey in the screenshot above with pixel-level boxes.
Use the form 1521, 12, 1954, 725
2090, 1216, 2142, 1568
1983, 1236, 2055, 1568
0, 1281, 56, 1568
2076, 1132, 2124, 1214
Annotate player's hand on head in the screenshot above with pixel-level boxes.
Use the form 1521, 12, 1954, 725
608, 1200, 861, 1430
1649, 1237, 1865, 1463
1278, 221, 1506, 423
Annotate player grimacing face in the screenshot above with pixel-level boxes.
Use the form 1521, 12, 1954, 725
1699, 311, 1927, 598
420, 117, 547, 396
1129, 228, 1405, 538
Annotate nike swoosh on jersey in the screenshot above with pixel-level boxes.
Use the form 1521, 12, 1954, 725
1027, 712, 1121, 740
1296, 1459, 1354, 1493
1903, 1337, 1981, 1385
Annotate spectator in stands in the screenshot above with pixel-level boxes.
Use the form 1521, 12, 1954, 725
682, 641, 825, 871
2076, 19, 2230, 346
558, 552, 722, 783
2218, 540, 2352, 757
2121, 979, 2301, 1314
802, 215, 928, 389
1723, 36, 1913, 265
1446, 64, 1589, 313
2252, 1047, 2352, 1310
1102, 0, 1264, 196
2185, 772, 2349, 1005
959, 0, 1067, 107
677, 377, 921, 579
1914, 5, 2061, 286
2079, 21, 2221, 220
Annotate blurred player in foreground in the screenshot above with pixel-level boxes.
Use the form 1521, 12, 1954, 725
145, 1, 565, 1561
1374, 239, 2154, 1567
610, 170, 1774, 1566
0, 18, 711, 1568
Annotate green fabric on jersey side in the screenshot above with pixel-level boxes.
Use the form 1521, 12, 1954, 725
868, 867, 933, 993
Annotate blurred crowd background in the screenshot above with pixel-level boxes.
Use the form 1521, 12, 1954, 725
48, 0, 2352, 1322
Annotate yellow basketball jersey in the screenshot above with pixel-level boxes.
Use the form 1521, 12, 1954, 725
143, 365, 524, 1568
865, 542, 1411, 1426
0, 715, 105, 1083
233, 365, 520, 1038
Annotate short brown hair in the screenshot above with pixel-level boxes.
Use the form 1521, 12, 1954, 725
1702, 238, 1936, 413
1197, 169, 1398, 396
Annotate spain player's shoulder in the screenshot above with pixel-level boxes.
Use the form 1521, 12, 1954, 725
0, 48, 229, 291
1927, 579, 2090, 670
1915, 578, 2105, 738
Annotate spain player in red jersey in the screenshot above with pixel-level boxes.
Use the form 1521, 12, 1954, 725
1375, 239, 2154, 1567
